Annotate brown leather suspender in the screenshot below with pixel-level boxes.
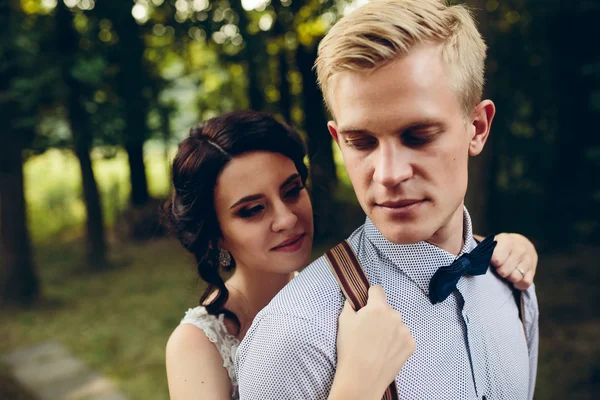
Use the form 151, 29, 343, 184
325, 240, 400, 400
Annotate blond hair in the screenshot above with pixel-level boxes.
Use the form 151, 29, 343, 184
315, 0, 487, 117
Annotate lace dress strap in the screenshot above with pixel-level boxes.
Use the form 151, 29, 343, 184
180, 306, 240, 399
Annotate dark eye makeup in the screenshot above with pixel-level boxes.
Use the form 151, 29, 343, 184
284, 183, 305, 199
235, 183, 305, 219
238, 204, 265, 219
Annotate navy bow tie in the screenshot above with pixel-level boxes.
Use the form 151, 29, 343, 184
428, 235, 497, 305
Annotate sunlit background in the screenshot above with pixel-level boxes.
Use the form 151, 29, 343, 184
1, 0, 598, 399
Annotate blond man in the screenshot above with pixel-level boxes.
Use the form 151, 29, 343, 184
236, 1, 539, 398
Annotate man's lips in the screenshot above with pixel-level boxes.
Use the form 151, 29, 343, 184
272, 233, 306, 250
377, 199, 424, 208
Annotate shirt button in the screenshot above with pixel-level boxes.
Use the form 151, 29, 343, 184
464, 315, 470, 323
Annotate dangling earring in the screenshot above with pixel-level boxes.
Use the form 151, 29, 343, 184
218, 248, 231, 268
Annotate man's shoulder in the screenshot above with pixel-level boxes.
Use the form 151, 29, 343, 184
259, 255, 344, 323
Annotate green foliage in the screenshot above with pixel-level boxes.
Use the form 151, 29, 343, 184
23, 146, 171, 242
70, 56, 107, 87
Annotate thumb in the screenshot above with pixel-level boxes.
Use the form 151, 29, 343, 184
343, 299, 354, 312
366, 285, 387, 306
339, 299, 354, 322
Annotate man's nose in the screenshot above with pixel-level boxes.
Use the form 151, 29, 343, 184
372, 143, 413, 187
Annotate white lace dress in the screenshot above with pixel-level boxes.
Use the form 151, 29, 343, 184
180, 306, 241, 399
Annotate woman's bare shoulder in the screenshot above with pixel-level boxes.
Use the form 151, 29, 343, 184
166, 324, 232, 400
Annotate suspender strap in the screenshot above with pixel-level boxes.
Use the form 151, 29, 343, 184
325, 240, 400, 400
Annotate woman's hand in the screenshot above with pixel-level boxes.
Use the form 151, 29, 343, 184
329, 286, 415, 400
485, 233, 538, 291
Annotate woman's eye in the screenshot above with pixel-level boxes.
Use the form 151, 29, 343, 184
238, 205, 264, 219
285, 185, 305, 199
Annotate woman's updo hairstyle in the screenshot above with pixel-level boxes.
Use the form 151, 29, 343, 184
163, 110, 308, 329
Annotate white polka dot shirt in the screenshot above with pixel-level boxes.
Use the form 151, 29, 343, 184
236, 209, 539, 400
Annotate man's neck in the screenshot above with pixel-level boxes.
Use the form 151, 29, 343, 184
426, 204, 467, 256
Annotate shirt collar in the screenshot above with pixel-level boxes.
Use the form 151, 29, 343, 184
363, 206, 477, 298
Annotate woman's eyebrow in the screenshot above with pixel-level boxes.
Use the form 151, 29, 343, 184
230, 194, 264, 210
280, 173, 301, 189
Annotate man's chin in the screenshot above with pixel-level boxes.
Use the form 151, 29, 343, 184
378, 225, 432, 245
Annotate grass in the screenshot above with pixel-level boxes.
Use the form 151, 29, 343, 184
0, 235, 199, 400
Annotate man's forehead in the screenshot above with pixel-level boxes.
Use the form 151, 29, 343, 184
328, 68, 461, 129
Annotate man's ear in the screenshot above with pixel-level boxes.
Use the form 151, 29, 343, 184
469, 100, 496, 156
327, 121, 340, 144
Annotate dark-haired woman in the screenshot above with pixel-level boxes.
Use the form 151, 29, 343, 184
164, 111, 538, 400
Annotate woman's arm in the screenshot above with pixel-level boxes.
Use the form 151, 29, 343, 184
328, 286, 415, 400
477, 232, 538, 291
166, 324, 232, 400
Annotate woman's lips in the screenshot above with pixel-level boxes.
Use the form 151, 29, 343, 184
271, 233, 306, 252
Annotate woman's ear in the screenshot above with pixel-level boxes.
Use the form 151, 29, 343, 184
468, 99, 496, 156
215, 237, 227, 251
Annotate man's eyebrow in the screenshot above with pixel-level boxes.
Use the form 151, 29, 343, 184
229, 173, 301, 210
337, 128, 376, 136
339, 121, 445, 136
402, 121, 445, 131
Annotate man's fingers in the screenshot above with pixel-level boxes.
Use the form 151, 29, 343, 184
338, 300, 354, 325
340, 299, 355, 315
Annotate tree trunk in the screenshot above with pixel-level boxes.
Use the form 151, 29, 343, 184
74, 144, 107, 268
57, 4, 108, 268
125, 140, 149, 206
95, 1, 151, 207
119, 24, 151, 207
296, 44, 338, 241
0, 0, 40, 306
272, 3, 292, 122
0, 136, 40, 306
278, 50, 292, 123
231, 0, 266, 111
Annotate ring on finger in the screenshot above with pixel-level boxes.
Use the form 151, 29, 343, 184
516, 267, 525, 278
